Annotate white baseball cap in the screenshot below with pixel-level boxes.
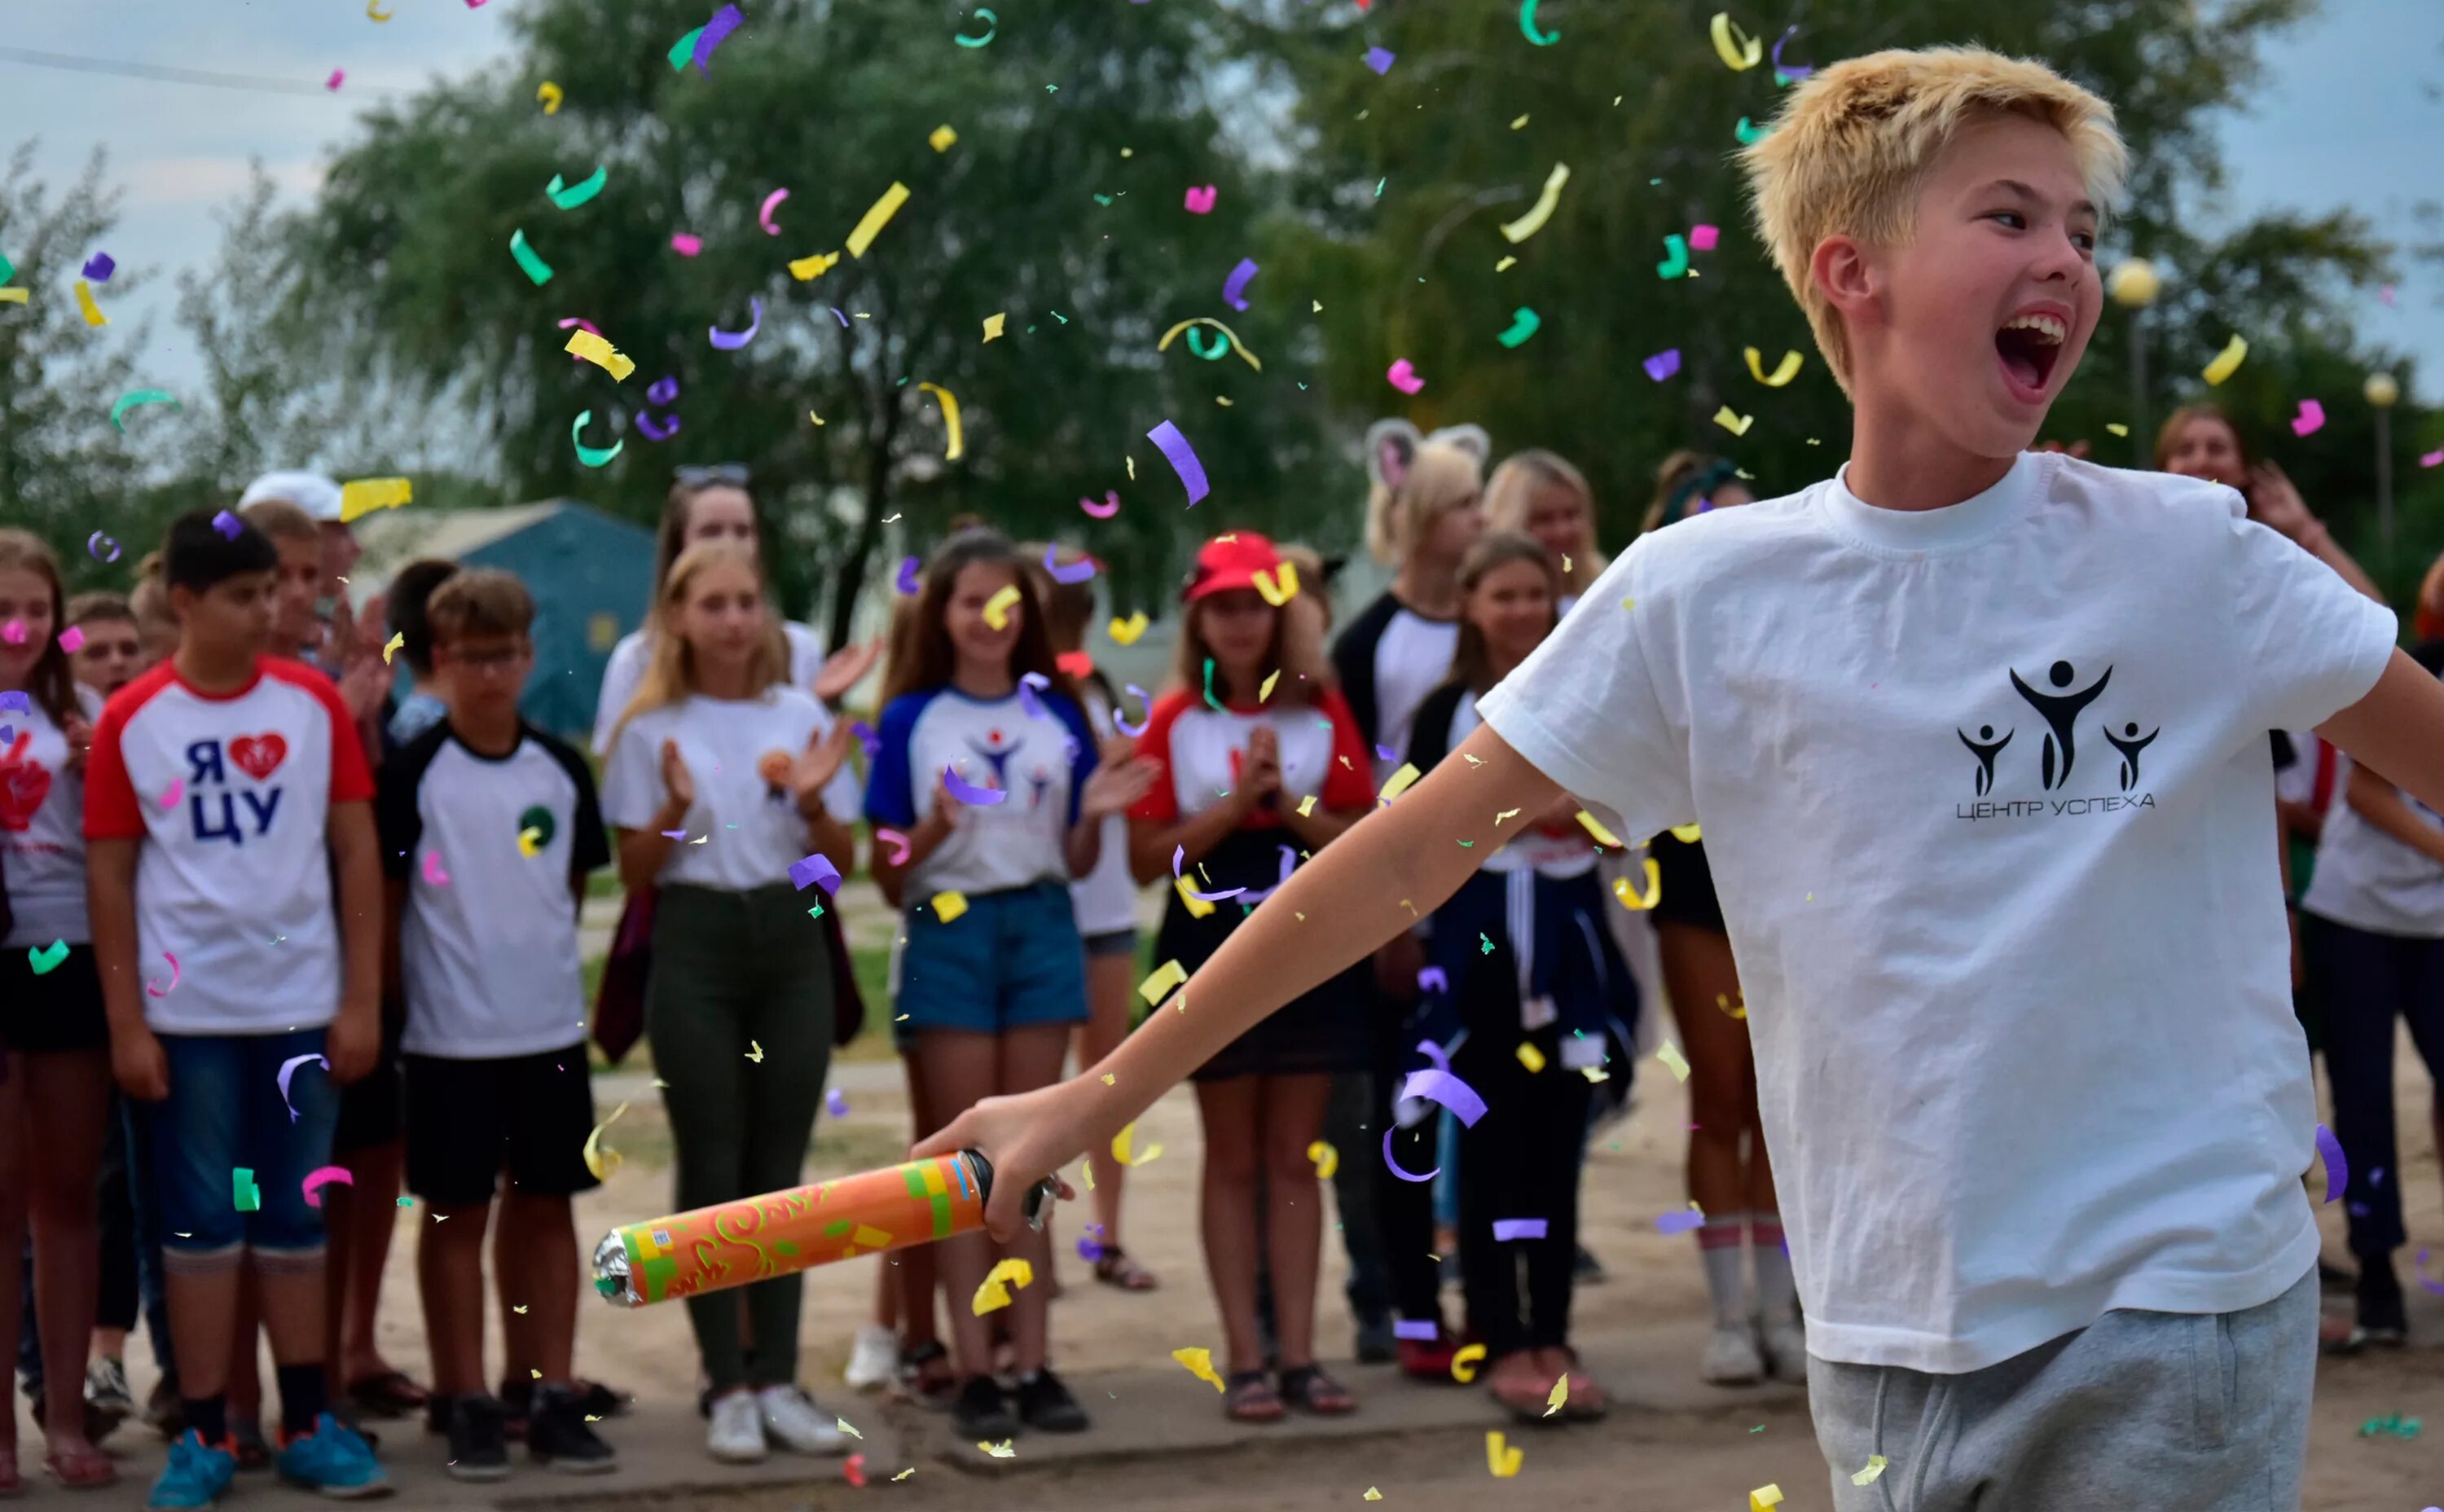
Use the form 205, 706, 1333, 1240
237, 470, 345, 523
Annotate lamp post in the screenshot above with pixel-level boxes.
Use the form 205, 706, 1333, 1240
2365, 371, 2399, 550
2108, 258, 2161, 465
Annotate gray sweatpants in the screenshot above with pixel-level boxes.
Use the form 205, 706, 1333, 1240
1808, 1268, 2317, 1511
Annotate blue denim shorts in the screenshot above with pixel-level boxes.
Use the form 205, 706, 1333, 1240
146, 1028, 341, 1268
896, 881, 1088, 1038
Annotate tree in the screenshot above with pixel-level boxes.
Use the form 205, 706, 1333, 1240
284, 0, 1339, 640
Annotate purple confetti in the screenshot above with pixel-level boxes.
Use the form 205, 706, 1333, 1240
661, 829, 688, 839
646, 376, 681, 407
789, 853, 842, 894
0, 692, 26, 715
895, 556, 921, 594
1220, 257, 1259, 312
2418, 1247, 2444, 1297
1374, 744, 1396, 763
0, 726, 11, 745
826, 1088, 850, 1118
1145, 420, 1210, 506
849, 719, 881, 758
692, 3, 743, 73
1113, 683, 1151, 738
943, 764, 1009, 807
1770, 26, 1813, 81
1076, 1223, 1109, 1263
709, 297, 763, 349
1414, 1037, 1450, 1075
830, 306, 850, 328
1237, 843, 1296, 903
82, 252, 116, 283
1382, 1127, 1438, 1183
1642, 349, 1681, 383
1044, 544, 1097, 584
2314, 1122, 2346, 1203
1363, 46, 1396, 75
1398, 1067, 1488, 1127
211, 510, 243, 541
1018, 670, 1051, 722
1655, 1210, 1707, 1236
1391, 1319, 1439, 1341
635, 411, 681, 442
1417, 967, 1448, 995
1171, 843, 1246, 903
276, 1053, 329, 1124
1492, 1219, 1549, 1242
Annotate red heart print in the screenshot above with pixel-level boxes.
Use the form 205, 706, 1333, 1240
228, 733, 288, 781
0, 757, 49, 833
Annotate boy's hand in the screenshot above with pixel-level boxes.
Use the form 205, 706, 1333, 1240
659, 738, 697, 813
112, 1026, 169, 1101
326, 1004, 378, 1085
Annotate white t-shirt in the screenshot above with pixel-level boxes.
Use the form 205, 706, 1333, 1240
600, 689, 860, 893
1332, 591, 1460, 782
864, 686, 1097, 900
2301, 652, 2444, 938
379, 722, 611, 1057
84, 658, 376, 1034
1480, 451, 2399, 1374
1069, 682, 1141, 938
591, 621, 825, 755
1, 686, 103, 947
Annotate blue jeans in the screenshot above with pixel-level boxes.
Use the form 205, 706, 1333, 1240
144, 1030, 341, 1266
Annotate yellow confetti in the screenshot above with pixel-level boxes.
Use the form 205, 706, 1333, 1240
1613, 859, 1662, 910
982, 583, 1022, 630
982, 311, 1006, 342
1172, 875, 1216, 919
1669, 822, 1701, 842
1574, 810, 1622, 846
979, 1440, 1014, 1458
789, 251, 841, 281
1850, 1456, 1889, 1487
1111, 1122, 1163, 1168
1259, 669, 1281, 702
2201, 333, 2248, 385
970, 1257, 1035, 1314
1137, 958, 1188, 1007
1100, 1073, 1115, 1085
1307, 1140, 1338, 1179
1379, 763, 1422, 803
1155, 316, 1264, 371
535, 80, 561, 113
1485, 1431, 1523, 1479
512, 1304, 528, 1314
846, 181, 911, 259
564, 328, 635, 380
1171, 1346, 1226, 1392
1493, 807, 1521, 826
930, 890, 969, 923
73, 279, 107, 326
893, 1469, 915, 1482
1515, 1041, 1546, 1073
0, 289, 26, 305
1498, 162, 1570, 244
1744, 347, 1804, 386
1715, 991, 1747, 1021
1543, 1374, 1568, 1418
1450, 1342, 1487, 1382
1750, 1485, 1783, 1512
836, 1418, 863, 1439
367, 0, 393, 17
1710, 11, 1763, 69
1713, 405, 1754, 437
1363, 1492, 1382, 1503
1296, 794, 1317, 818
2105, 422, 2130, 437
1656, 1041, 1691, 1083
808, 411, 825, 426
1620, 596, 1635, 611
1510, 113, 1529, 129
930, 124, 959, 152
745, 1040, 764, 1063
581, 1101, 629, 1180
1495, 255, 1518, 271
381, 632, 405, 666
339, 477, 413, 522
1109, 612, 1149, 646
916, 380, 964, 460
517, 826, 544, 858
1252, 560, 1299, 605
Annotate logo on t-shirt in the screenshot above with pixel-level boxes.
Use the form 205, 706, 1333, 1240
0, 736, 49, 833
184, 736, 286, 846
517, 802, 556, 850
961, 728, 1058, 814
1956, 658, 2160, 820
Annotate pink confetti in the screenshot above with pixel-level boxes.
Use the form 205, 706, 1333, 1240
2380, 286, 2398, 306
0, 621, 21, 645
301, 1166, 354, 1207
421, 850, 451, 886
2420, 449, 2444, 469
326, 69, 345, 91
157, 779, 183, 811
145, 951, 180, 999
2291, 398, 2325, 437
873, 827, 912, 866
57, 626, 85, 654
1079, 491, 1121, 518
1386, 358, 1425, 394
1183, 185, 1217, 214
670, 233, 703, 257
758, 187, 789, 235
557, 316, 604, 363
1688, 223, 1720, 251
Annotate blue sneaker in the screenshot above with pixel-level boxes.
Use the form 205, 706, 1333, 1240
275, 1413, 393, 1499
147, 1431, 237, 1510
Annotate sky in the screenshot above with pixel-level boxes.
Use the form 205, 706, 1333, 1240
7, 0, 2441, 406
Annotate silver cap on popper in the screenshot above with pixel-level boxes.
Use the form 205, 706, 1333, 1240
591, 1229, 640, 1308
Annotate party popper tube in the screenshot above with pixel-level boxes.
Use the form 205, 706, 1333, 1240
593, 1149, 1037, 1308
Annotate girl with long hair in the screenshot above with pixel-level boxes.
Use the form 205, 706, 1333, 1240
1131, 533, 1374, 1422
1484, 450, 1606, 608
2155, 404, 2382, 602
600, 543, 862, 1466
1404, 533, 1636, 1422
0, 529, 115, 1488
865, 530, 1154, 1440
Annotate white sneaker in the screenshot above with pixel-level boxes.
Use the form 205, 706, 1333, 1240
1700, 1322, 1765, 1386
1760, 1317, 1809, 1387
758, 1384, 851, 1457
706, 1389, 767, 1464
845, 1325, 898, 1393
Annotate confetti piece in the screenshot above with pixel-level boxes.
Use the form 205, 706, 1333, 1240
81, 252, 115, 283
1573, 811, 1623, 846
211, 510, 242, 540
1485, 1431, 1522, 1478
1771, 24, 1813, 81
145, 951, 182, 998
843, 1453, 866, 1487
570, 410, 622, 468
582, 1103, 625, 1183
73, 279, 106, 326
2290, 398, 2324, 437
1418, 966, 1449, 993
1749, 1485, 1783, 1511
1220, 257, 1260, 312
1735, 116, 1769, 144
536, 81, 562, 113
340, 477, 413, 522
952, 7, 998, 46
1655, 1207, 1707, 1235
789, 853, 842, 893
826, 1088, 850, 1118
1656, 1041, 1690, 1082
1656, 235, 1690, 279
970, 1256, 1033, 1313
930, 124, 959, 152
690, 4, 743, 71
1112, 1122, 1163, 1168
1498, 163, 1569, 244
2314, 1122, 2346, 1202
1711, 12, 1763, 69
272, 1052, 327, 1122
670, 232, 703, 257
1364, 1490, 1382, 1501
1171, 1347, 1226, 1392
1157, 317, 1264, 371
758, 187, 789, 235
1713, 406, 1754, 437
156, 778, 182, 810
1308, 1140, 1338, 1180
1497, 307, 1541, 348
787, 250, 839, 280
301, 1166, 354, 1208
1746, 348, 1803, 386
1138, 958, 1189, 1006
545, 166, 608, 210
1146, 420, 1211, 505
846, 182, 912, 259
1382, 1127, 1438, 1182
943, 765, 1009, 807
1850, 1456, 1889, 1487
1514, 1040, 1547, 1073
1493, 1218, 1549, 1241
367, 0, 393, 17
930, 890, 968, 923
1401, 1067, 1487, 1126
1109, 612, 1149, 645
1450, 1343, 1488, 1382
508, 229, 555, 285
917, 381, 965, 460
2202, 334, 2248, 385
1379, 763, 1422, 803
981, 584, 1022, 633
108, 389, 179, 432
982, 311, 1006, 342
980, 1440, 1014, 1458
234, 1169, 261, 1212
1690, 224, 1721, 253
1363, 46, 1396, 74
326, 70, 345, 92
745, 1040, 764, 1063
516, 824, 545, 858
56, 625, 85, 655
1519, 0, 1560, 44
709, 298, 763, 350
1543, 1375, 1568, 1417
1642, 349, 1681, 382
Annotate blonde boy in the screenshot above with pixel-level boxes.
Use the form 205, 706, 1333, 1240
922, 48, 2444, 1508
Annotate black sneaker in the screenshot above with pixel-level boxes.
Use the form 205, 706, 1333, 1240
952, 1375, 1018, 1440
529, 1384, 617, 1475
1574, 1243, 1607, 1284
1012, 1367, 1089, 1434
2344, 1260, 2409, 1351
443, 1392, 512, 1483
1353, 1312, 1396, 1365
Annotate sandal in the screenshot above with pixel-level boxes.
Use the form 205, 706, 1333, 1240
1092, 1246, 1160, 1292
1487, 1357, 1558, 1422
1223, 1370, 1283, 1423
1277, 1364, 1356, 1416
345, 1369, 431, 1419
899, 1341, 957, 1409
42, 1444, 116, 1490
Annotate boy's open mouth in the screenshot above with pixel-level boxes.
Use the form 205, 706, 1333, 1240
1994, 311, 2067, 396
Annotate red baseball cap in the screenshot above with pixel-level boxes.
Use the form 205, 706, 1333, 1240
1183, 532, 1283, 604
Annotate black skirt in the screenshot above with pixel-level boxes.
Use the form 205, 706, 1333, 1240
1158, 826, 1369, 1082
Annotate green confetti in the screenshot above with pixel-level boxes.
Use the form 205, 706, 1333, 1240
667, 25, 706, 70
544, 165, 609, 209
508, 228, 555, 286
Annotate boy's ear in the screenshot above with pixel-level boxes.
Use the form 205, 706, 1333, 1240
1812, 234, 1877, 327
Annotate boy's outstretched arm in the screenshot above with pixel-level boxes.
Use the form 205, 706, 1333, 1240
2317, 648, 2444, 818
916, 720, 1565, 1237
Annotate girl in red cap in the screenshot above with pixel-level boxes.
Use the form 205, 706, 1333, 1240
1127, 533, 1374, 1422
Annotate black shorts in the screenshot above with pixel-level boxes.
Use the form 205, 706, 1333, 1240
331, 995, 406, 1154
0, 942, 111, 1053
1648, 833, 1728, 934
403, 1043, 600, 1208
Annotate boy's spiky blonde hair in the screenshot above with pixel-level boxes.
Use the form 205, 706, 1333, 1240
1740, 46, 2128, 391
